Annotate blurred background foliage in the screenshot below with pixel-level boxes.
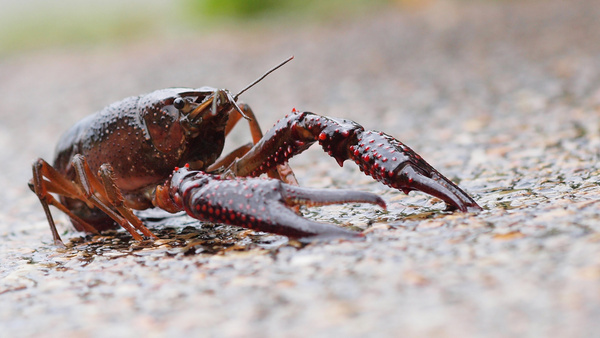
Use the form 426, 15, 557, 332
185, 0, 393, 21
0, 0, 400, 56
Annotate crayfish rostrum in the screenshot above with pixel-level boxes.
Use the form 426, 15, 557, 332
30, 57, 481, 245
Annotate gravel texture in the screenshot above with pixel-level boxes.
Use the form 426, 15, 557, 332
1, 0, 600, 337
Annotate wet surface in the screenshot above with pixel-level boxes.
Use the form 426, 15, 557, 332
2, 0, 600, 336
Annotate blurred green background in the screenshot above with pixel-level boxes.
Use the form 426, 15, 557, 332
0, 0, 397, 56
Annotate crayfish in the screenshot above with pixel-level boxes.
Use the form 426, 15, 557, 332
30, 57, 481, 245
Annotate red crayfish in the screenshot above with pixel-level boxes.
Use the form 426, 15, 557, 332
30, 57, 481, 245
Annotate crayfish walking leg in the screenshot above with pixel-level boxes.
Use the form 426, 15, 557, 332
30, 156, 158, 244
227, 110, 481, 212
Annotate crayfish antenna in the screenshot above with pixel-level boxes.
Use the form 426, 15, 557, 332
229, 56, 294, 121
228, 92, 252, 120
233, 56, 294, 101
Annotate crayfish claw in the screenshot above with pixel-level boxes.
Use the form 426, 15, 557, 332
228, 111, 480, 213
265, 203, 361, 239
281, 184, 387, 209
395, 163, 482, 213
158, 166, 383, 239
347, 129, 481, 212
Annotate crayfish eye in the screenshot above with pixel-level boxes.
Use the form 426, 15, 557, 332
173, 97, 185, 110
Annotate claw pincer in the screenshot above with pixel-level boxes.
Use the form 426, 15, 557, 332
155, 165, 386, 239
231, 111, 481, 212
347, 130, 481, 212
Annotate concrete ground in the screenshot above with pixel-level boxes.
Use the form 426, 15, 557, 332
1, 0, 599, 337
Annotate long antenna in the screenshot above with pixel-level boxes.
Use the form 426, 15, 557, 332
233, 56, 294, 101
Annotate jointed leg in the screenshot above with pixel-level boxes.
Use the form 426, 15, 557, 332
70, 155, 157, 240
209, 102, 298, 185
223, 102, 265, 144
226, 110, 481, 212
30, 155, 158, 245
31, 158, 100, 245
96, 163, 157, 239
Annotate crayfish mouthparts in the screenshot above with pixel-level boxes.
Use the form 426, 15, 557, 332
153, 165, 386, 239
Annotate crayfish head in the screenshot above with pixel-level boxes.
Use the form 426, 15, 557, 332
137, 88, 192, 154
137, 87, 232, 154
175, 88, 247, 137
